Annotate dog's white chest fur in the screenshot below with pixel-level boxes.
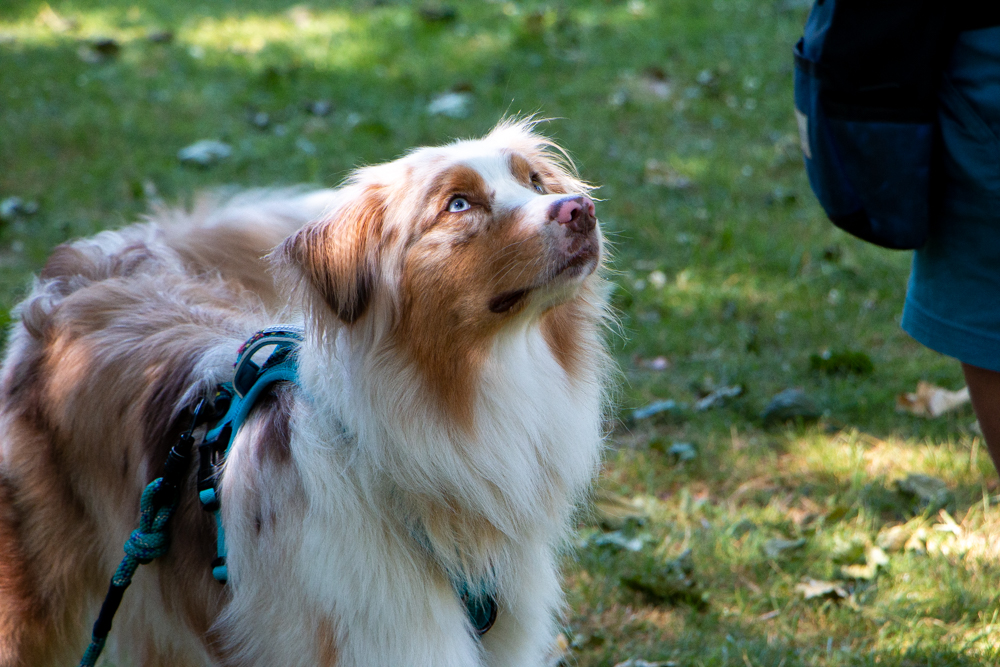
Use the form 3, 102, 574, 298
218, 327, 603, 667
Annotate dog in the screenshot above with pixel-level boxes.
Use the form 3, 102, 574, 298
0, 119, 610, 667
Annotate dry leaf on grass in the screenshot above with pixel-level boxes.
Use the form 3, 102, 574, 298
795, 578, 847, 600
177, 140, 232, 167
589, 531, 650, 552
621, 549, 702, 606
614, 659, 678, 667
840, 546, 889, 580
760, 388, 820, 424
591, 490, 649, 530
876, 524, 911, 552
763, 537, 806, 559
632, 399, 685, 421
896, 473, 953, 511
427, 92, 471, 118
896, 382, 970, 418
694, 385, 743, 411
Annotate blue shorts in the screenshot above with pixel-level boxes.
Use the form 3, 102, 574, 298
902, 26, 1000, 372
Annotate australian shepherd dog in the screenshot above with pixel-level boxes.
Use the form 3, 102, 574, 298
0, 120, 610, 666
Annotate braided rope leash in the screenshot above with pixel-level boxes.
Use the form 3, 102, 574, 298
77, 402, 203, 667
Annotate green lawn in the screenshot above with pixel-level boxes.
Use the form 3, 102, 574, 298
2, 1, 997, 665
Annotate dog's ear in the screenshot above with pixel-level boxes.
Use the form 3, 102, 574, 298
278, 186, 385, 324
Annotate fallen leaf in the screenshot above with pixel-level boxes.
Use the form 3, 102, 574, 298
867, 545, 889, 567
590, 531, 650, 552
178, 140, 232, 167
795, 578, 847, 600
876, 524, 911, 552
763, 537, 806, 559
823, 504, 851, 524
666, 442, 697, 462
933, 509, 962, 536
621, 549, 702, 606
760, 388, 820, 424
728, 519, 756, 538
427, 92, 471, 118
847, 558, 876, 580
905, 526, 930, 553
830, 536, 866, 565
896, 474, 952, 511
694, 385, 742, 411
632, 399, 684, 421
896, 382, 970, 418
840, 547, 888, 581
591, 490, 648, 530
0, 197, 38, 221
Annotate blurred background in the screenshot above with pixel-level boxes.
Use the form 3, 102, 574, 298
1, 1, 997, 665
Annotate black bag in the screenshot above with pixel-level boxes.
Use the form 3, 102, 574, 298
793, 1, 964, 250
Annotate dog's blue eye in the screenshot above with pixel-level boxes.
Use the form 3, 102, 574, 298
531, 178, 545, 194
448, 197, 471, 213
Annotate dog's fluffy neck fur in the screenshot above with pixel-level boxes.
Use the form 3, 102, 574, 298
289, 309, 604, 583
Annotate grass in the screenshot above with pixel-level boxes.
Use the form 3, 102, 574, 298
2, 0, 998, 665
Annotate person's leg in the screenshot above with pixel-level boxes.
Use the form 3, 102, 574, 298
962, 362, 1000, 474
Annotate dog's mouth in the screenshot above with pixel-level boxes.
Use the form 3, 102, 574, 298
557, 241, 599, 276
488, 288, 531, 314
488, 242, 599, 314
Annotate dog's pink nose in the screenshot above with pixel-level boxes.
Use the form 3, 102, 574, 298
549, 195, 596, 235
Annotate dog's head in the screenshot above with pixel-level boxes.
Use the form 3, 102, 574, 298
276, 119, 605, 423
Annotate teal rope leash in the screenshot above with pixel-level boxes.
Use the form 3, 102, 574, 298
77, 400, 205, 667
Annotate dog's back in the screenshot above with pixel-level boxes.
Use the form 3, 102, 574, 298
0, 190, 333, 666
